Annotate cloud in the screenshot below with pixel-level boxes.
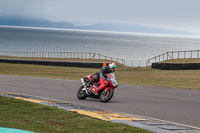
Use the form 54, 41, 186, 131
0, 0, 45, 17
1, 0, 200, 32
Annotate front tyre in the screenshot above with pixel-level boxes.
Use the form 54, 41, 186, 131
77, 85, 87, 100
100, 88, 114, 103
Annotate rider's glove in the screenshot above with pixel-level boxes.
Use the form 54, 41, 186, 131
106, 77, 111, 82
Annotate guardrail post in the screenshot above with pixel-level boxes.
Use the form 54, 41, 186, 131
159, 55, 160, 62
167, 52, 169, 60
178, 51, 180, 59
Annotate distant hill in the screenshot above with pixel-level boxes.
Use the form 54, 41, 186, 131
77, 22, 200, 36
0, 15, 74, 29
0, 15, 200, 36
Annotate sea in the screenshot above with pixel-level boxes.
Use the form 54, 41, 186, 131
1, 26, 200, 67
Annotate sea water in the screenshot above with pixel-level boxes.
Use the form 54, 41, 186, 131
1, 26, 200, 66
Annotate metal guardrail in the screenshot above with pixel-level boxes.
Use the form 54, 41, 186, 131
0, 51, 169, 67
146, 50, 200, 66
0, 51, 126, 66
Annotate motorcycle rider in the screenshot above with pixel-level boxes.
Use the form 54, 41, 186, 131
90, 62, 117, 89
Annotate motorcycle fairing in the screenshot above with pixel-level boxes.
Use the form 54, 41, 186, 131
90, 80, 109, 94
105, 87, 113, 92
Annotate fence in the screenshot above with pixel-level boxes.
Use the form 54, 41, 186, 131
146, 50, 200, 66
0, 51, 126, 66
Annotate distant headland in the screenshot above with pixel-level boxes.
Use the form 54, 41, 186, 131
0, 15, 200, 36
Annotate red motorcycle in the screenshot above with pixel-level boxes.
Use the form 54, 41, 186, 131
77, 73, 118, 102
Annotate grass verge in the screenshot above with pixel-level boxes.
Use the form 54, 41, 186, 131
0, 96, 153, 133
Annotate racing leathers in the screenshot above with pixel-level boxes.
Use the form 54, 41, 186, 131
91, 66, 113, 85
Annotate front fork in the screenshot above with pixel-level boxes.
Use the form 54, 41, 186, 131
80, 78, 91, 95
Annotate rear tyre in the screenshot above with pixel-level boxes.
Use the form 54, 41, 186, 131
100, 88, 114, 103
77, 85, 87, 100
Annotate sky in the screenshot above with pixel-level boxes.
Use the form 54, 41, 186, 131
0, 0, 200, 32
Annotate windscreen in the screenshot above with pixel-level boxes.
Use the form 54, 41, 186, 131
109, 73, 116, 79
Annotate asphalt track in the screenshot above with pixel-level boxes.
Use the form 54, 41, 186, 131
0, 75, 200, 128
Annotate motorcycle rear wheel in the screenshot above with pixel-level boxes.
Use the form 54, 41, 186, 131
77, 85, 87, 100
100, 88, 114, 103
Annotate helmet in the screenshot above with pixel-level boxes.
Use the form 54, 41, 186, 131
108, 62, 117, 72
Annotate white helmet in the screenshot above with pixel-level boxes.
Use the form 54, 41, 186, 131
108, 62, 117, 72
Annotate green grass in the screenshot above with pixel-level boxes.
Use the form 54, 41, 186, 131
0, 96, 153, 133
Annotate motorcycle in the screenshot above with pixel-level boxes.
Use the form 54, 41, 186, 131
77, 73, 118, 102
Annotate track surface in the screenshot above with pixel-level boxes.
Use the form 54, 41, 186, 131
0, 75, 200, 128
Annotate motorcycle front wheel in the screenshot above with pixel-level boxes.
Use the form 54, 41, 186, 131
100, 88, 114, 103
77, 85, 87, 100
